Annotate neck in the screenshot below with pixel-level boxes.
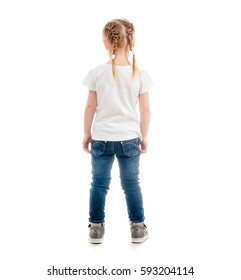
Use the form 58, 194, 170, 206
108, 49, 131, 66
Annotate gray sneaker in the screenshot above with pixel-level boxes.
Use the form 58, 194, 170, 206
88, 223, 105, 244
130, 222, 149, 243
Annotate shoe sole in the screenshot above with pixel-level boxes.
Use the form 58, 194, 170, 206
89, 237, 104, 244
131, 234, 149, 243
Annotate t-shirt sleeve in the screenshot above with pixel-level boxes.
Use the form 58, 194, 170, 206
82, 69, 96, 91
139, 69, 153, 94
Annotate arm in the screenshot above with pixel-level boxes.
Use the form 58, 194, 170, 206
139, 92, 150, 153
82, 90, 97, 153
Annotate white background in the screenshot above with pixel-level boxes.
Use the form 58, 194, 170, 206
0, 0, 240, 279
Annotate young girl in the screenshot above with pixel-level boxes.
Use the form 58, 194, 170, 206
82, 18, 153, 244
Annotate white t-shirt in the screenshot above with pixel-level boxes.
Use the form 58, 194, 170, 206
83, 63, 153, 141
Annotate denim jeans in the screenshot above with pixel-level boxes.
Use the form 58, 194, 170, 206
89, 138, 145, 223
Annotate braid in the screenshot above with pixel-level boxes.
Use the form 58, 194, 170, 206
110, 30, 119, 79
115, 19, 138, 79
127, 22, 134, 51
126, 22, 137, 79
111, 31, 118, 56
103, 21, 124, 80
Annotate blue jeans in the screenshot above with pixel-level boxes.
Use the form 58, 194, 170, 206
89, 138, 145, 223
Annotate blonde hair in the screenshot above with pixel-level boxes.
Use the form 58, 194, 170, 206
103, 18, 137, 80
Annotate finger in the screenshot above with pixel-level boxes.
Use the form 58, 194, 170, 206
140, 143, 148, 153
140, 146, 147, 153
83, 144, 90, 153
83, 148, 90, 153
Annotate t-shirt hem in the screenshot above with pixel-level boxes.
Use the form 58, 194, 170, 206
92, 133, 142, 142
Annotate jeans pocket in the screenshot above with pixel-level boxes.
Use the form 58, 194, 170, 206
91, 140, 106, 156
121, 138, 140, 157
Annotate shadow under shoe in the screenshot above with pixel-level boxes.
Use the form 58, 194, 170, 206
130, 222, 149, 243
88, 223, 105, 244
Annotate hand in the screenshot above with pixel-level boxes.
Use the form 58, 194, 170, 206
82, 134, 92, 153
140, 138, 148, 153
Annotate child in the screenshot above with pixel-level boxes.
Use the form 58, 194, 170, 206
82, 18, 153, 243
